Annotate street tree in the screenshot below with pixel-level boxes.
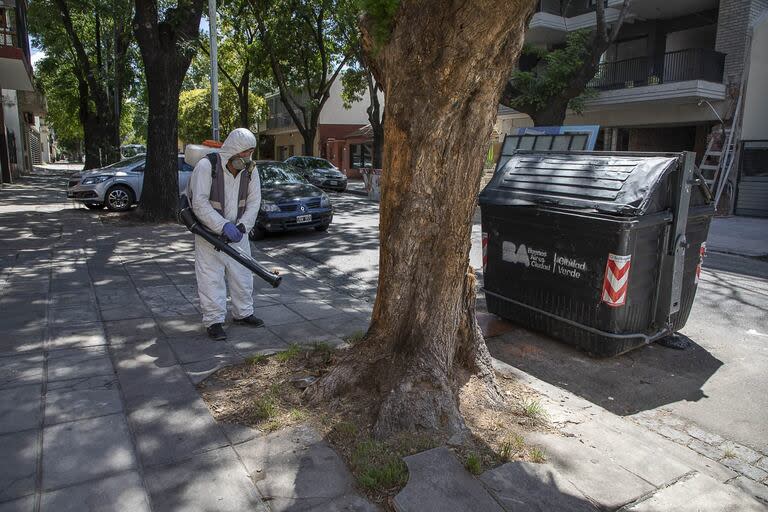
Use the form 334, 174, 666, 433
178, 86, 266, 144
309, 0, 536, 438
133, 0, 206, 221
29, 0, 134, 168
500, 0, 631, 126
250, 0, 357, 155
340, 46, 383, 168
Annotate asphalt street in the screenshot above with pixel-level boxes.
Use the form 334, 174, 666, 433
253, 189, 768, 455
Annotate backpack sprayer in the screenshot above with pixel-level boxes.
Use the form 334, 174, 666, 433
179, 142, 282, 288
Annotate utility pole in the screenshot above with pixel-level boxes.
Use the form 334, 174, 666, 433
208, 0, 220, 142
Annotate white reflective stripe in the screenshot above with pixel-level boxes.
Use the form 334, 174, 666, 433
238, 199, 247, 207
210, 200, 223, 209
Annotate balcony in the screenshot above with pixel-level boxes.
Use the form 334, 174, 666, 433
1, 7, 34, 91
588, 48, 725, 90
585, 48, 726, 107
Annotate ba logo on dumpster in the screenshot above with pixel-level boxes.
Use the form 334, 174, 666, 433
502, 241, 530, 267
602, 253, 631, 307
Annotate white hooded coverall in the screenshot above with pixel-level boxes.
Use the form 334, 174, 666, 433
188, 128, 262, 327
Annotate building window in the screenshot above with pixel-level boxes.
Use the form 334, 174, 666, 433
350, 143, 373, 169
1, 8, 17, 47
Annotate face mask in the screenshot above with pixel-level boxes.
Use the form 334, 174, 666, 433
230, 157, 252, 171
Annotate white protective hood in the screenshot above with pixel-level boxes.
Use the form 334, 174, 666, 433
218, 128, 257, 167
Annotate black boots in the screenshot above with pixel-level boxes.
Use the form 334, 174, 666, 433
232, 315, 265, 328
207, 323, 227, 340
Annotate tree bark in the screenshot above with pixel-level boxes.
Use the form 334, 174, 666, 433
133, 0, 204, 221
309, 0, 535, 438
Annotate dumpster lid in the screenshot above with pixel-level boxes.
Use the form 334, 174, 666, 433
480, 151, 682, 216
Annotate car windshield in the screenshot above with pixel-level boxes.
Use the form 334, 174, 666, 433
104, 154, 145, 169
304, 158, 334, 169
258, 163, 307, 186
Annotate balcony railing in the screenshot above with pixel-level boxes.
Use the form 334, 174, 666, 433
587, 48, 725, 91
0, 26, 17, 48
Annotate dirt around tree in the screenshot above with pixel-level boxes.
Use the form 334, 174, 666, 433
199, 343, 552, 509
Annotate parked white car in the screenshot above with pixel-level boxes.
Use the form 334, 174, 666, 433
66, 154, 194, 211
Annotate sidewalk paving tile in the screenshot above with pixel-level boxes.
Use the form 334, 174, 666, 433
252, 304, 304, 326
48, 323, 106, 350
0, 384, 41, 434
731, 476, 768, 504
157, 315, 206, 338
46, 375, 116, 392
99, 303, 151, 322
0, 430, 38, 502
563, 419, 690, 487
393, 447, 504, 512
235, 424, 373, 512
0, 354, 44, 389
0, 334, 44, 357
480, 461, 599, 512
46, 347, 114, 382
225, 326, 287, 357
146, 446, 268, 512
310, 313, 369, 339
284, 299, 345, 321
110, 338, 178, 369
44, 387, 123, 425
268, 321, 344, 347
50, 306, 100, 327
40, 471, 150, 512
0, 495, 35, 512
103, 318, 163, 345
128, 398, 228, 467
167, 336, 239, 365
524, 431, 654, 509
49, 291, 97, 308
116, 364, 199, 410
42, 413, 136, 490
626, 472, 766, 511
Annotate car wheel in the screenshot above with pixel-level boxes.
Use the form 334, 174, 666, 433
84, 203, 104, 210
315, 223, 330, 232
105, 185, 134, 212
249, 226, 267, 241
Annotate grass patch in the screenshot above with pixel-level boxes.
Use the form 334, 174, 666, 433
251, 395, 278, 421
245, 354, 268, 365
530, 446, 546, 463
723, 448, 736, 459
499, 433, 526, 461
351, 440, 409, 491
342, 330, 366, 345
465, 453, 482, 475
275, 343, 302, 362
521, 399, 546, 422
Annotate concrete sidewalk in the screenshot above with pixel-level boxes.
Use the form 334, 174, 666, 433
0, 170, 374, 511
708, 216, 768, 258
1, 168, 765, 511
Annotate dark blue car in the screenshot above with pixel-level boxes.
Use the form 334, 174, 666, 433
249, 161, 334, 241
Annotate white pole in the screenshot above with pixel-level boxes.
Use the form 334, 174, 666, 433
208, 0, 220, 142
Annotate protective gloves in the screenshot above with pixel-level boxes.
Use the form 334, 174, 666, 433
222, 222, 243, 243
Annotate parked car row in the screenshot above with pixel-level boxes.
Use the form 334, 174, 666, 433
66, 154, 344, 239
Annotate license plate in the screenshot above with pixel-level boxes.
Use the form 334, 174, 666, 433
329, 180, 338, 185
296, 214, 312, 223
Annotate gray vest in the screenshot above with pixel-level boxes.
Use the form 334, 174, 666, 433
207, 153, 251, 220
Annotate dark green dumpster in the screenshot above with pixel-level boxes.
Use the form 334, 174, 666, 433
479, 150, 713, 357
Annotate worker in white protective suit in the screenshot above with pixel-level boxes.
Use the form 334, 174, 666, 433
188, 128, 263, 340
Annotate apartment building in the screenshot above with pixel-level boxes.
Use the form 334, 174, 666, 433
263, 80, 371, 163
1, 0, 46, 184
498, 0, 768, 215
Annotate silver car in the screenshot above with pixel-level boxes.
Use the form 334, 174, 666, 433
66, 154, 194, 211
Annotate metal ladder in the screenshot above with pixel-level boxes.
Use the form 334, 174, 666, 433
700, 127, 734, 193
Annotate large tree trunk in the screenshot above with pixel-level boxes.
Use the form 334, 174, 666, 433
133, 0, 203, 221
140, 67, 184, 220
310, 0, 535, 439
